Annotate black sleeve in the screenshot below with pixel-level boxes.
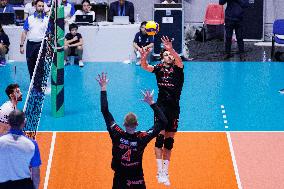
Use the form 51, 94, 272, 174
77, 33, 82, 39
139, 103, 167, 144
128, 2, 134, 23
108, 3, 115, 22
65, 33, 70, 40
100, 91, 115, 130
219, 0, 227, 5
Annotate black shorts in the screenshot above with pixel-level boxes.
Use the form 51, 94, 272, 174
156, 103, 180, 132
0, 178, 34, 189
112, 173, 146, 189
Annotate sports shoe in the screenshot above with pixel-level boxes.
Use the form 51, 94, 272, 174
0, 57, 6, 66
163, 174, 171, 186
79, 60, 84, 67
157, 172, 166, 184
136, 61, 141, 66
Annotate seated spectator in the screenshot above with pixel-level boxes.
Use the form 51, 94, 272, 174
133, 21, 154, 65
0, 0, 14, 13
0, 0, 15, 21
69, 0, 95, 24
24, 0, 50, 19
161, 0, 176, 4
108, 0, 134, 23
64, 23, 84, 67
0, 24, 9, 65
61, 0, 75, 24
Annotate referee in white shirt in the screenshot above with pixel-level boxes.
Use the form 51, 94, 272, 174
19, 0, 49, 85
0, 110, 41, 189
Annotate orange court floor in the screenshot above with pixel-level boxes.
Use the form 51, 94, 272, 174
36, 132, 284, 189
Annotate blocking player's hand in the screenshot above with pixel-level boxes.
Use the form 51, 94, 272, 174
138, 47, 152, 60
96, 72, 109, 91
161, 36, 173, 51
141, 89, 155, 105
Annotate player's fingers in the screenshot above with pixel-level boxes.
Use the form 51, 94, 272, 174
140, 89, 146, 96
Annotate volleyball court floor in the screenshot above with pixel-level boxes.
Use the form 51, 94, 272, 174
1, 61, 284, 189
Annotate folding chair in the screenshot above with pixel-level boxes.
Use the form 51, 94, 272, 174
203, 3, 224, 42
271, 19, 284, 60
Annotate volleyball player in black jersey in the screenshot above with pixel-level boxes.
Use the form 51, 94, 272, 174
139, 36, 184, 186
96, 72, 167, 189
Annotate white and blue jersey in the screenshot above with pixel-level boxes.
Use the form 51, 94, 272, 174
0, 129, 41, 183
63, 1, 75, 19
23, 12, 49, 43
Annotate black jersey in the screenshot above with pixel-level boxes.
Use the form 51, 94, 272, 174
152, 63, 184, 108
100, 91, 167, 177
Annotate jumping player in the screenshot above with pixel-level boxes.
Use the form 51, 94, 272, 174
139, 36, 184, 186
96, 72, 167, 189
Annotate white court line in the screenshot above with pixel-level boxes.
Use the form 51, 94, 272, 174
43, 132, 57, 189
226, 132, 242, 189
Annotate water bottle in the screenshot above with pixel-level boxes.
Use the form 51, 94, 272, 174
262, 51, 267, 62
136, 14, 140, 23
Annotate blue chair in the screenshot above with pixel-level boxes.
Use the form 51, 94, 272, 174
271, 19, 284, 60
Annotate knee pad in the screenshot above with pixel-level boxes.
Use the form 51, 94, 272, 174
155, 134, 164, 148
164, 137, 174, 150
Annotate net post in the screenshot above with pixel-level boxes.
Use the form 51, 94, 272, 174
51, 0, 64, 117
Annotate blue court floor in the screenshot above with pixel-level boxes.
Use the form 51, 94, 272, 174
1, 61, 284, 131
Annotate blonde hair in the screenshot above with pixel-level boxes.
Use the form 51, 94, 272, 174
124, 112, 138, 128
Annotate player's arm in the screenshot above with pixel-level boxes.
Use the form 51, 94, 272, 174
161, 36, 183, 68
96, 72, 115, 128
140, 90, 167, 143
69, 37, 83, 47
140, 48, 154, 72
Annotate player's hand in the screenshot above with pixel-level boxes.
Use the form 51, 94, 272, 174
96, 72, 109, 91
73, 36, 78, 41
141, 89, 155, 105
138, 47, 152, 59
20, 46, 25, 54
161, 36, 173, 50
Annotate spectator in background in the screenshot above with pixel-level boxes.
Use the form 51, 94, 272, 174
24, 0, 50, 19
161, 0, 176, 4
69, 0, 95, 24
0, 0, 15, 14
64, 23, 84, 67
0, 110, 41, 189
219, 0, 249, 61
108, 0, 134, 23
0, 84, 22, 136
0, 24, 9, 65
61, 0, 75, 24
133, 21, 154, 65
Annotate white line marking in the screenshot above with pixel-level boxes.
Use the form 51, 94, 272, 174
43, 132, 57, 189
221, 105, 225, 109
226, 132, 243, 189
225, 126, 229, 129
222, 110, 226, 114
223, 115, 227, 119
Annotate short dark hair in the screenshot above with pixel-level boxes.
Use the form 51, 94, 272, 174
8, 110, 25, 129
140, 21, 147, 27
160, 48, 167, 59
81, 0, 90, 5
35, 0, 44, 5
5, 84, 19, 99
69, 23, 78, 31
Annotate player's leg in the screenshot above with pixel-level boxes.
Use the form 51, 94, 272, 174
155, 129, 165, 182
